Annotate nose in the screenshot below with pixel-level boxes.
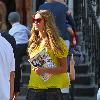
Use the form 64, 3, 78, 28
34, 21, 37, 24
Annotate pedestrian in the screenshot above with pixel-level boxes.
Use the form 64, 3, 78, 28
0, 33, 15, 100
26, 10, 70, 100
15, 0, 33, 26
39, 0, 77, 49
8, 11, 30, 98
39, 1, 76, 99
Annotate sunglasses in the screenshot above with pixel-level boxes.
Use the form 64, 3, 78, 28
32, 18, 43, 23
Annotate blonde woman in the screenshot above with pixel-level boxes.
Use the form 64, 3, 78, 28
26, 10, 70, 100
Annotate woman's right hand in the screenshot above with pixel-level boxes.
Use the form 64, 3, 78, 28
32, 67, 45, 75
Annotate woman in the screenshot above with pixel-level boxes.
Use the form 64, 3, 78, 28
27, 10, 70, 100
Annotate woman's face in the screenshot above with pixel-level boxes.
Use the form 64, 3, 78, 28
32, 13, 45, 31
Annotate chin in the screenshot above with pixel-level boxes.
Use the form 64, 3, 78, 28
35, 27, 39, 31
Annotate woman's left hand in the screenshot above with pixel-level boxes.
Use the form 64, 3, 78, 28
32, 67, 45, 75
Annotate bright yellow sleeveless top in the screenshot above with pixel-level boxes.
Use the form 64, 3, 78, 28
28, 37, 70, 89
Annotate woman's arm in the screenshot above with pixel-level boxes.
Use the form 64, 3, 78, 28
33, 57, 68, 75
67, 27, 77, 46
69, 55, 75, 80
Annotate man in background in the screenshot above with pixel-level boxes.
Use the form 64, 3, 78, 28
8, 12, 30, 98
39, 0, 76, 48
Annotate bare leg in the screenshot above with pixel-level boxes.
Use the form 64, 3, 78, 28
0, 1, 7, 31
25, 0, 33, 27
15, 0, 23, 23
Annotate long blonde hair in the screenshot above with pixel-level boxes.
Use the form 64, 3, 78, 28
28, 10, 63, 55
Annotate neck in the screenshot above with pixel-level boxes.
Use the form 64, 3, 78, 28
39, 30, 47, 39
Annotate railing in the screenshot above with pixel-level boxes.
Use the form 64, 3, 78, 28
74, 0, 100, 85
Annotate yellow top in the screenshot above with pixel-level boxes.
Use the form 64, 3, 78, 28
28, 37, 70, 89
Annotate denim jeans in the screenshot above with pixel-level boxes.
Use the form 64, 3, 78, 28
26, 88, 63, 100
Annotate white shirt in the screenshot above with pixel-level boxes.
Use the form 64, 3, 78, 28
61, 87, 69, 93
0, 33, 15, 100
9, 22, 29, 45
